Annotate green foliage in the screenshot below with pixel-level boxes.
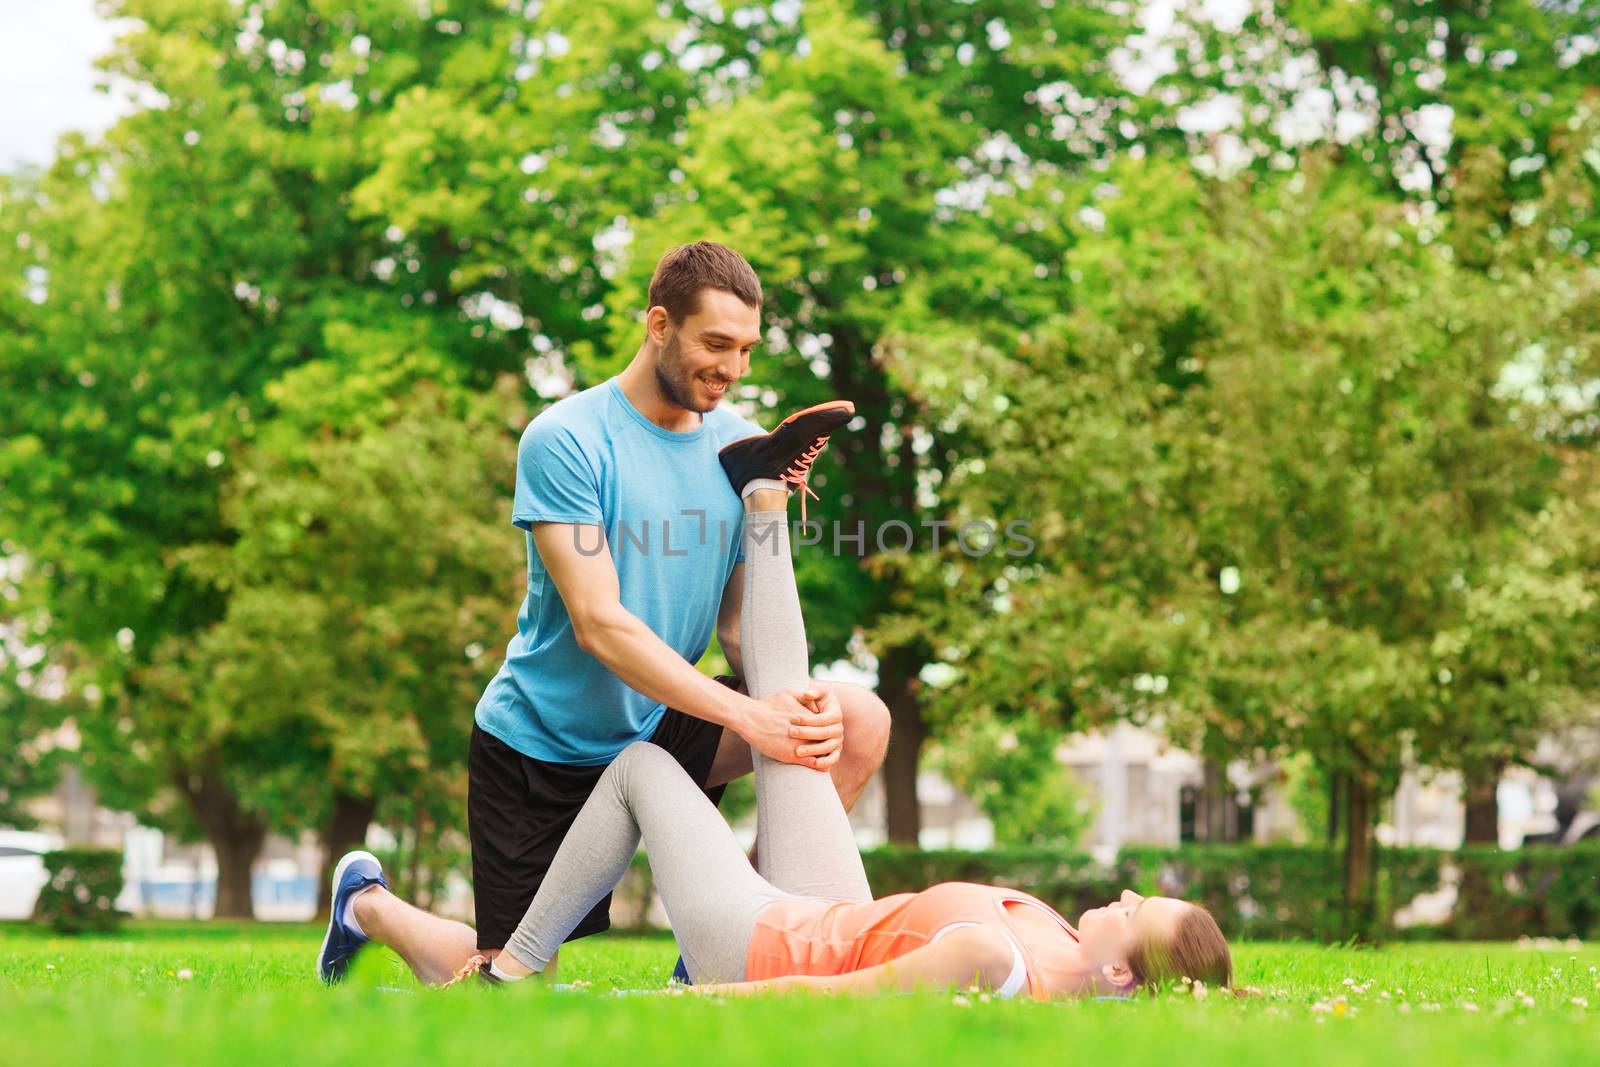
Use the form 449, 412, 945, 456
1276, 752, 1328, 844
933, 714, 1094, 849
369, 790, 474, 911
1444, 846, 1600, 941
1114, 845, 1453, 943
34, 849, 125, 935
1150, 1, 1600, 225
881, 125, 1600, 901
890, 143, 1598, 764
715, 774, 757, 827
0, 660, 67, 830
0, 0, 532, 899
173, 380, 521, 838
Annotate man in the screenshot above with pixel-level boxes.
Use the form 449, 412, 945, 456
317, 241, 891, 984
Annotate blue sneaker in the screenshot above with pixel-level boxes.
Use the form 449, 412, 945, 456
317, 850, 387, 985
670, 955, 692, 986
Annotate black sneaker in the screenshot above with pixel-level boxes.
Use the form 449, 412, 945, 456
718, 400, 855, 520
442, 954, 511, 988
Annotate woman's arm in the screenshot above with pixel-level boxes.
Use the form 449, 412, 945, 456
694, 925, 1018, 997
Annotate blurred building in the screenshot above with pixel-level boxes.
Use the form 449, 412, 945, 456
26, 766, 326, 920
1055, 722, 1303, 855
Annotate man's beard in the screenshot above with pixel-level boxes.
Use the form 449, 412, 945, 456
655, 332, 717, 414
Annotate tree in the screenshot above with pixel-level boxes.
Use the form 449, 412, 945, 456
0, 0, 523, 914
1264, 1, 1600, 842
934, 710, 1095, 849
0, 510, 69, 830
1142, 1, 1600, 213
1431, 123, 1600, 839
880, 139, 1600, 931
171, 378, 522, 915
0, 660, 69, 831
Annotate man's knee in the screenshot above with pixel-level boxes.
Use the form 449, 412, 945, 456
838, 685, 891, 770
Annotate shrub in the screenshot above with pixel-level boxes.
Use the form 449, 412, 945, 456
35, 848, 124, 935
1117, 845, 1353, 941
1447, 845, 1600, 940
863, 846, 1122, 922
862, 844, 1600, 941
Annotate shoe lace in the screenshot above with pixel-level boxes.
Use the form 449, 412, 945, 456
781, 435, 830, 523
442, 953, 489, 988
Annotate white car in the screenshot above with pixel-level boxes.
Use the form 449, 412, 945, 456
0, 831, 60, 920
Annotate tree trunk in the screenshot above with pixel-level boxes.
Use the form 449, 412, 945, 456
316, 790, 377, 917
1456, 761, 1504, 937
213, 827, 265, 920
879, 645, 926, 846
1342, 772, 1377, 940
179, 762, 267, 920
408, 793, 428, 911
1198, 759, 1231, 842
1462, 764, 1501, 846
1327, 772, 1344, 845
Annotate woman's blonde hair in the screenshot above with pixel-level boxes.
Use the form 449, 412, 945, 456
1126, 903, 1233, 992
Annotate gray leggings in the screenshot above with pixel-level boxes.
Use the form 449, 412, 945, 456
502, 509, 872, 982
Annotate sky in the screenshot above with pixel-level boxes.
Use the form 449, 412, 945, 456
0, 0, 127, 169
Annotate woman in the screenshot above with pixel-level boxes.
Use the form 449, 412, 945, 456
463, 451, 1234, 998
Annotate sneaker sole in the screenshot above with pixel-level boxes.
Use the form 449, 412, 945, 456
720, 400, 858, 454
776, 399, 855, 427
316, 849, 381, 983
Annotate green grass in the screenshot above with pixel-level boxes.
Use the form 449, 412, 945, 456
2, 922, 1597, 1066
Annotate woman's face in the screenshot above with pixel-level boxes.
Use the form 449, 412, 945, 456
1076, 890, 1188, 990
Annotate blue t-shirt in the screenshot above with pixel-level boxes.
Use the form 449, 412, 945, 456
474, 378, 765, 765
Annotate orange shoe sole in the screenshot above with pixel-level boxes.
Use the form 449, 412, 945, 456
776, 399, 856, 427
719, 400, 857, 453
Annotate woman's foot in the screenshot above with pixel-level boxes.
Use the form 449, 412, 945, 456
718, 400, 855, 519
442, 952, 539, 988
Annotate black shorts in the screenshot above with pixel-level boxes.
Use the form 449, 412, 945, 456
467, 677, 736, 951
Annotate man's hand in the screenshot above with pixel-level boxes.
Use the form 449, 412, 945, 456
740, 683, 844, 771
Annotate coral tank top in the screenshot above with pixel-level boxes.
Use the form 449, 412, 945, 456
744, 881, 1078, 999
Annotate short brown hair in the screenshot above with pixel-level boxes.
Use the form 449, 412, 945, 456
1127, 903, 1233, 993
647, 241, 763, 325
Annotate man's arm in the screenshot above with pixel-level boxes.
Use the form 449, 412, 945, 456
532, 523, 841, 770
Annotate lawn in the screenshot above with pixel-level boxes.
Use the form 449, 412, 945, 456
1, 921, 1596, 1066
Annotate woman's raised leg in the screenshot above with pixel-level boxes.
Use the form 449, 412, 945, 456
739, 484, 872, 904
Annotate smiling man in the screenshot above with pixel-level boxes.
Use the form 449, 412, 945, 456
317, 241, 891, 985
